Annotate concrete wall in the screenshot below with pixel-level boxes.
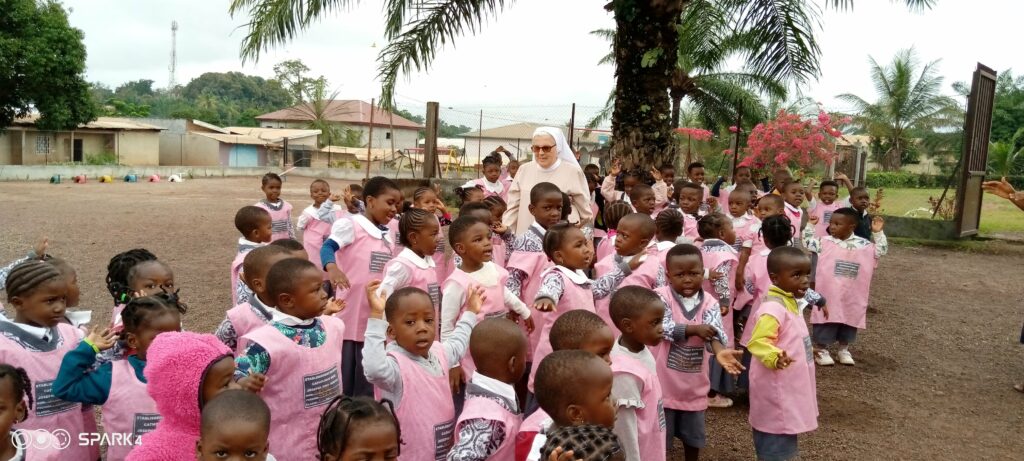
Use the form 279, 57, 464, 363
0, 133, 11, 165
160, 133, 227, 166
0, 165, 428, 182
116, 131, 160, 166
260, 121, 419, 150
878, 215, 959, 240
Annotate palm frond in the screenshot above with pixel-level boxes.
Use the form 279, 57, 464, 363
724, 0, 822, 84
230, 0, 356, 63
376, 0, 509, 109
586, 90, 616, 130
677, 0, 728, 72
825, 0, 936, 12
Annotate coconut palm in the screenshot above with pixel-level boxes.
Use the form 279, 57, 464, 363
228, 0, 935, 168
988, 128, 1024, 177
838, 48, 961, 171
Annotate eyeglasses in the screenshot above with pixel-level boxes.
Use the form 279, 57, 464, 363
531, 145, 556, 154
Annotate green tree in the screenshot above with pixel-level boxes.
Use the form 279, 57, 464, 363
988, 128, 1024, 177
0, 0, 96, 131
273, 59, 316, 104
838, 48, 961, 171
989, 71, 1024, 145
227, 0, 933, 167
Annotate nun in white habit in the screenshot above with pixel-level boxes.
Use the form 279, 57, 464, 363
502, 127, 593, 236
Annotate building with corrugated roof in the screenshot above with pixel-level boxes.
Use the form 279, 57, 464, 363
255, 100, 422, 152
0, 116, 163, 166
460, 122, 606, 165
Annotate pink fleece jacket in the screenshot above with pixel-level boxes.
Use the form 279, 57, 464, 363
126, 332, 232, 461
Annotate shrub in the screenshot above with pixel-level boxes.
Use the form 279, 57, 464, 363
84, 152, 118, 165
865, 172, 1024, 189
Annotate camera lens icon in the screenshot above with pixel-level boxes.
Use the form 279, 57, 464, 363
51, 429, 71, 450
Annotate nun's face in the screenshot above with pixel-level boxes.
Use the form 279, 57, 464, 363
532, 134, 558, 168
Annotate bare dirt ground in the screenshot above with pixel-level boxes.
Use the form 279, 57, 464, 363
1, 176, 1021, 460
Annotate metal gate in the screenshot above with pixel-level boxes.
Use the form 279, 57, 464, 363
955, 64, 998, 237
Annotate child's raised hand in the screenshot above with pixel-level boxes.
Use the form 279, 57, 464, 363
775, 350, 794, 369
533, 299, 556, 313
323, 298, 346, 316
433, 198, 448, 214
808, 215, 820, 225
237, 373, 267, 393
329, 193, 343, 203
85, 326, 117, 351
835, 172, 849, 181
871, 216, 885, 232
449, 366, 464, 395
686, 324, 717, 341
366, 280, 386, 317
609, 159, 621, 176
715, 348, 746, 376
466, 285, 487, 315
491, 223, 508, 235
627, 253, 647, 271
650, 167, 663, 182
33, 236, 49, 259
327, 266, 351, 290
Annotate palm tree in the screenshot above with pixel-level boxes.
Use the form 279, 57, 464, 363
837, 48, 961, 171
988, 128, 1024, 177
228, 0, 935, 168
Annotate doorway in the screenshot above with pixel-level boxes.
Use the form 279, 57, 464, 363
73, 139, 83, 163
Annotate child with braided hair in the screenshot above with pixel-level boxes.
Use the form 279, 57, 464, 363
654, 209, 686, 258
0, 363, 62, 460
317, 395, 401, 461
54, 292, 186, 459
379, 208, 443, 313
0, 261, 90, 459
483, 195, 516, 267
542, 424, 624, 461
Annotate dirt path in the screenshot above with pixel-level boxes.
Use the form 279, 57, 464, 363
1, 177, 1021, 460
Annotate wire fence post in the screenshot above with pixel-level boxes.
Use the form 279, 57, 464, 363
367, 98, 375, 180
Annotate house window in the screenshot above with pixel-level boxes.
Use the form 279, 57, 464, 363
385, 132, 392, 140
35, 135, 50, 154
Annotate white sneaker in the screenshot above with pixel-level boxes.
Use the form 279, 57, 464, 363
707, 395, 734, 408
837, 349, 855, 366
814, 349, 835, 366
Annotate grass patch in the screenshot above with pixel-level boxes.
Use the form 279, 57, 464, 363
877, 188, 1024, 236
890, 236, 1024, 255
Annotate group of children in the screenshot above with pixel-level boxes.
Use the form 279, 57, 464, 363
0, 159, 888, 461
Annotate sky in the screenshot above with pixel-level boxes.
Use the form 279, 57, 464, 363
63, 0, 1024, 128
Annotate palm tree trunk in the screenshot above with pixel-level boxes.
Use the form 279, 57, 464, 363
609, 0, 685, 169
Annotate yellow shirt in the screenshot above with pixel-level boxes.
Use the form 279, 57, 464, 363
747, 286, 799, 369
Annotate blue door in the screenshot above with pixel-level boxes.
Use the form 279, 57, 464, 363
230, 145, 259, 167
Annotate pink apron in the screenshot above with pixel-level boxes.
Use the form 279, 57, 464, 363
810, 239, 876, 329
378, 342, 456, 461
456, 393, 521, 461
506, 229, 552, 361
243, 316, 346, 460
103, 358, 159, 460
652, 286, 715, 411
303, 207, 346, 280
699, 243, 739, 347
444, 265, 510, 377
225, 301, 272, 355
527, 268, 595, 393
738, 251, 772, 347
0, 323, 90, 460
610, 351, 666, 461
809, 201, 842, 239
748, 299, 818, 435
255, 199, 294, 242
334, 218, 394, 342
594, 248, 661, 333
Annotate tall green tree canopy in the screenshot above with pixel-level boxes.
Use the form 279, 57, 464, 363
838, 48, 961, 171
228, 0, 933, 167
0, 0, 96, 131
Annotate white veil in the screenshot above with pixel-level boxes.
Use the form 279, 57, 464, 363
532, 126, 580, 171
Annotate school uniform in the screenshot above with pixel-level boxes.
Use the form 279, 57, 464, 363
298, 202, 347, 279
806, 199, 842, 239
53, 339, 159, 460
610, 340, 666, 461
450, 374, 523, 461
746, 288, 818, 461
682, 213, 700, 242
321, 214, 396, 397
731, 213, 761, 253
236, 314, 346, 461
465, 177, 510, 201
803, 227, 888, 346
652, 287, 727, 449
600, 175, 632, 205
442, 262, 531, 378
528, 266, 628, 394
697, 239, 739, 395
505, 224, 551, 362
363, 313, 477, 461
0, 321, 90, 460
514, 409, 552, 461
255, 199, 295, 242
783, 202, 805, 235
230, 237, 265, 306
215, 294, 278, 354
593, 243, 665, 332
380, 248, 442, 314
